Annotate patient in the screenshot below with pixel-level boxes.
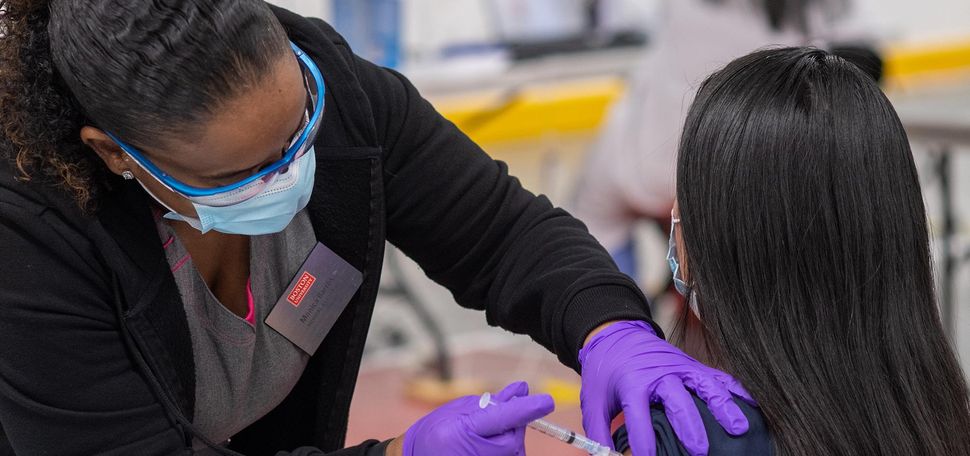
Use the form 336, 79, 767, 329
616, 47, 970, 455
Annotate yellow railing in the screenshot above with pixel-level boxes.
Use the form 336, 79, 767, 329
437, 38, 970, 146
885, 39, 970, 82
435, 77, 625, 145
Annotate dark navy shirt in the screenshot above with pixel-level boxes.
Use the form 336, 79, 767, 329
613, 396, 773, 455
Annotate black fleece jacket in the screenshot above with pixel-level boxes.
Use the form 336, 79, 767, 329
0, 5, 654, 455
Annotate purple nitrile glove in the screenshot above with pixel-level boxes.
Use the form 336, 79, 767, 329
579, 321, 757, 456
402, 381, 554, 456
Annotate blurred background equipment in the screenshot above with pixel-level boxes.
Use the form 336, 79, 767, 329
332, 0, 402, 68
268, 1, 970, 453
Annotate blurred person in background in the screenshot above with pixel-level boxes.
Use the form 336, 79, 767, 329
606, 46, 970, 455
574, 0, 855, 282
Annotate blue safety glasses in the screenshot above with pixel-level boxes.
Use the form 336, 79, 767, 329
106, 41, 325, 207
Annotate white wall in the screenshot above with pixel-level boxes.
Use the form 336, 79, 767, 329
850, 0, 970, 43
269, 0, 330, 21
270, 0, 970, 50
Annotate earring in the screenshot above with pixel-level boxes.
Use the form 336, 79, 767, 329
122, 170, 135, 180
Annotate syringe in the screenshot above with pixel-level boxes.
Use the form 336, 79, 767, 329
479, 392, 623, 456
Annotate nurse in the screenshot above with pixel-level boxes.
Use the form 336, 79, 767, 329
0, 1, 751, 455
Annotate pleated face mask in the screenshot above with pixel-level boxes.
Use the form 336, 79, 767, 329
159, 148, 317, 235
106, 41, 325, 235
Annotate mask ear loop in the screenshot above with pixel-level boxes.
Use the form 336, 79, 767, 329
124, 157, 184, 214
669, 216, 688, 288
124, 156, 207, 231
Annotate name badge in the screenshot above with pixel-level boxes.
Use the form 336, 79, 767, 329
266, 242, 363, 355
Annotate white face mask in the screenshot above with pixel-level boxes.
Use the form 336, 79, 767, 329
143, 147, 317, 235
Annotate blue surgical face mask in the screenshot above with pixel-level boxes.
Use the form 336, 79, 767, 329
146, 147, 317, 235
667, 216, 700, 317
666, 218, 690, 296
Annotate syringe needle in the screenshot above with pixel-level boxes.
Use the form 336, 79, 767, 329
479, 392, 624, 456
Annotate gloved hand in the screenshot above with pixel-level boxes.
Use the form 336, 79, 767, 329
579, 321, 756, 456
402, 381, 554, 456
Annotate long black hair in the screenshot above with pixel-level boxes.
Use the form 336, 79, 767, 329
0, 0, 289, 208
677, 47, 970, 455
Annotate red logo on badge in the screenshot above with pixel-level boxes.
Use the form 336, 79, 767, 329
288, 272, 317, 307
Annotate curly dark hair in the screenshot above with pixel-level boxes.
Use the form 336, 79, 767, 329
0, 0, 290, 209
0, 0, 98, 206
